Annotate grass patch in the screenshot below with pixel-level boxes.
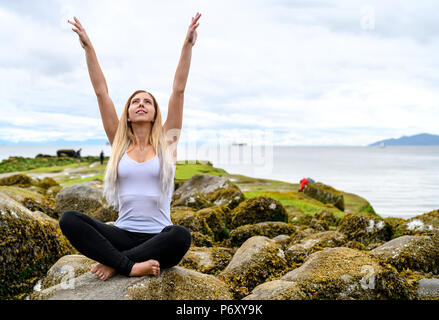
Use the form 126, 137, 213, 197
243, 190, 345, 218
175, 161, 228, 180
62, 174, 105, 187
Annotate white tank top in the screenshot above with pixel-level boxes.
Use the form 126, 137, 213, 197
114, 151, 176, 233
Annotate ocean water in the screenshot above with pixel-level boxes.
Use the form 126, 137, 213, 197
1, 144, 438, 219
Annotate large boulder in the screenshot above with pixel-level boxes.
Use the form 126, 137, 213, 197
229, 196, 288, 229
303, 182, 345, 211
393, 209, 439, 238
245, 247, 415, 300
178, 246, 236, 275
0, 192, 75, 299
37, 254, 97, 291
229, 222, 296, 247
338, 213, 392, 246
370, 235, 439, 274
219, 236, 289, 299
55, 182, 117, 222
172, 206, 229, 242
0, 185, 58, 219
0, 173, 35, 188
29, 265, 233, 300
172, 174, 245, 211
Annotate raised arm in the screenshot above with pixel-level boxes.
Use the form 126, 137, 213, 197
68, 17, 119, 145
163, 12, 201, 139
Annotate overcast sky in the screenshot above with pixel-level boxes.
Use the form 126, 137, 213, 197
0, 0, 438, 146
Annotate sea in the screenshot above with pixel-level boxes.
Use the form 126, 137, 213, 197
1, 144, 438, 220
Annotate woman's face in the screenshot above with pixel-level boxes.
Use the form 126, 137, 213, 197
127, 92, 155, 124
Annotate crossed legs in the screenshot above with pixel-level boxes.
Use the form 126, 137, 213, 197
59, 210, 192, 280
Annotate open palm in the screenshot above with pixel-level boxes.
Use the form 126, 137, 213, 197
186, 12, 201, 46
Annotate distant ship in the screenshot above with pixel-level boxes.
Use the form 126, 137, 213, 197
231, 141, 247, 146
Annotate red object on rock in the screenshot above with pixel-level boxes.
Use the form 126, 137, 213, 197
299, 178, 309, 192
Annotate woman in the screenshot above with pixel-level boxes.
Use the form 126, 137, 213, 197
59, 13, 201, 281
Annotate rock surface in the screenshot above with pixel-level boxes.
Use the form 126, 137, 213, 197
55, 182, 117, 222
370, 235, 439, 274
0, 192, 74, 299
219, 236, 289, 299
172, 174, 245, 210
303, 182, 345, 211
245, 247, 415, 300
229, 196, 288, 229
30, 264, 233, 300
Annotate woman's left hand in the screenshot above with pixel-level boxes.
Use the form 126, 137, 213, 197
185, 12, 201, 46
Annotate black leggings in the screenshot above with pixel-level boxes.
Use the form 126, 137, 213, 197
59, 210, 192, 277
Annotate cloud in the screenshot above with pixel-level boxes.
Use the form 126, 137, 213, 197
0, 0, 438, 146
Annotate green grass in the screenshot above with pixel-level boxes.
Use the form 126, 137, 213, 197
61, 174, 105, 187
243, 190, 345, 218
175, 161, 228, 180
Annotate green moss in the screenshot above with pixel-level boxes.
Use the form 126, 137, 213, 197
229, 222, 296, 247
338, 213, 393, 246
303, 182, 345, 211
0, 155, 105, 174
229, 196, 288, 229
222, 245, 290, 299
0, 207, 75, 299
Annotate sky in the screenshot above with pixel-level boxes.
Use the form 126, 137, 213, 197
0, 0, 438, 147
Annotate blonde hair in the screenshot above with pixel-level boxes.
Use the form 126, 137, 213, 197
103, 90, 178, 210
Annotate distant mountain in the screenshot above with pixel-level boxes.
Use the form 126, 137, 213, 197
368, 133, 439, 146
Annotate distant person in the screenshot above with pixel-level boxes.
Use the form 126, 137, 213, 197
298, 177, 315, 192
100, 150, 104, 165
76, 148, 82, 164
59, 14, 200, 281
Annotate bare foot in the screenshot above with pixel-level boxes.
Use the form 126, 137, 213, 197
91, 263, 117, 281
129, 259, 160, 277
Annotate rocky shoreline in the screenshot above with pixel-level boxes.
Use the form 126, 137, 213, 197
0, 155, 438, 300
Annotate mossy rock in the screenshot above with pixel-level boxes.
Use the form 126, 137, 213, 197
170, 206, 197, 223
384, 217, 407, 238
0, 192, 75, 300
289, 212, 313, 226
290, 227, 320, 243
370, 235, 439, 274
303, 182, 345, 211
46, 185, 63, 198
219, 236, 289, 299
393, 209, 439, 238
172, 189, 212, 210
31, 266, 234, 300
172, 174, 245, 211
229, 196, 288, 229
189, 231, 215, 247
229, 222, 297, 247
90, 205, 119, 223
178, 246, 236, 275
35, 177, 59, 190
337, 213, 392, 246
55, 182, 104, 221
285, 230, 347, 265
172, 206, 228, 242
0, 186, 58, 219
246, 247, 415, 300
0, 173, 35, 188
38, 254, 97, 290
314, 209, 341, 227
272, 234, 292, 244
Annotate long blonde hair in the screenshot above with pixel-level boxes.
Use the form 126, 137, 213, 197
103, 90, 178, 210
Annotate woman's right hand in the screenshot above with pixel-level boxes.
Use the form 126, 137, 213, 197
68, 16, 91, 49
